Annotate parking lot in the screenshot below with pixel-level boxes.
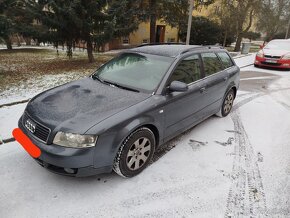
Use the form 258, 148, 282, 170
0, 54, 290, 218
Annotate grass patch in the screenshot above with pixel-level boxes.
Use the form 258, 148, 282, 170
0, 48, 114, 93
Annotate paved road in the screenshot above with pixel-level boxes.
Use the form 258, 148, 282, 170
0, 58, 290, 218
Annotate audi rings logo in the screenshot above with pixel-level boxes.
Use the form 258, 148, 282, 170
25, 119, 36, 133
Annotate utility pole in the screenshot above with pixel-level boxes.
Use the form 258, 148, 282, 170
186, 0, 194, 45
285, 19, 290, 39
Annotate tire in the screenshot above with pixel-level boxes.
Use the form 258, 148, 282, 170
113, 127, 156, 178
254, 64, 259, 68
217, 89, 235, 117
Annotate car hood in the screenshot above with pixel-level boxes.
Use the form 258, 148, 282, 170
25, 77, 150, 134
263, 48, 290, 57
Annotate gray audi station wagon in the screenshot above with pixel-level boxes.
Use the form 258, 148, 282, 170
18, 44, 240, 177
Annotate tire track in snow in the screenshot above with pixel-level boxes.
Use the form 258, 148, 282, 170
270, 97, 290, 111
233, 93, 264, 112
225, 110, 267, 217
233, 87, 290, 112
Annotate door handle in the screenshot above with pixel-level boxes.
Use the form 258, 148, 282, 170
200, 87, 206, 93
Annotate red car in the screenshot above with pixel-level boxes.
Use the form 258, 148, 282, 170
255, 39, 290, 70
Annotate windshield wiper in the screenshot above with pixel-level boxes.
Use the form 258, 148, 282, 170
92, 74, 105, 83
92, 75, 139, 93
103, 80, 140, 93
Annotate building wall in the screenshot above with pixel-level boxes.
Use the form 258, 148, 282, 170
107, 20, 179, 50
127, 20, 179, 45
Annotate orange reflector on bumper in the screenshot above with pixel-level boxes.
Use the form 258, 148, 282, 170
12, 128, 41, 158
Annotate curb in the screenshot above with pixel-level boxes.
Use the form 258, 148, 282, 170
232, 53, 254, 59
0, 99, 30, 109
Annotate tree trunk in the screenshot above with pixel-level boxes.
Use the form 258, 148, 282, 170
149, 0, 157, 43
16, 35, 21, 47
67, 41, 73, 59
285, 20, 290, 39
24, 37, 31, 45
150, 14, 156, 43
36, 39, 40, 46
87, 38, 94, 63
4, 37, 12, 50
234, 34, 242, 52
223, 30, 228, 47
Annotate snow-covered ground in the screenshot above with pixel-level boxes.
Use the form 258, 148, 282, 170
0, 54, 290, 218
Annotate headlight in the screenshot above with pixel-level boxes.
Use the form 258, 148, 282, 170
282, 53, 290, 60
53, 132, 97, 148
256, 50, 264, 58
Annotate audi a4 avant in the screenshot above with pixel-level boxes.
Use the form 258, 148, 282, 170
16, 44, 240, 177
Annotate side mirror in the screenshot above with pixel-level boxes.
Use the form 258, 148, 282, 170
169, 81, 188, 92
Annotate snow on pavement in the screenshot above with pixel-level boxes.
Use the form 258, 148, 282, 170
233, 53, 256, 68
0, 53, 290, 217
0, 116, 236, 218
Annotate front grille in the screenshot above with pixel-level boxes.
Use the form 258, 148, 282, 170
23, 113, 51, 143
261, 61, 281, 66
264, 55, 281, 59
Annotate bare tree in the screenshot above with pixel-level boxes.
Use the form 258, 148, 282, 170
211, 0, 236, 47
210, 0, 261, 51
231, 0, 261, 51
257, 0, 290, 42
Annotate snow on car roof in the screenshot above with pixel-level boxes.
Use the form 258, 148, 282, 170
129, 44, 206, 57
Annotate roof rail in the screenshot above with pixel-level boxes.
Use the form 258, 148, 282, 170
137, 42, 185, 47
179, 46, 204, 55
179, 45, 224, 55
206, 45, 224, 49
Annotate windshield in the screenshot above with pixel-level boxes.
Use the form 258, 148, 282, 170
92, 53, 173, 92
264, 40, 290, 50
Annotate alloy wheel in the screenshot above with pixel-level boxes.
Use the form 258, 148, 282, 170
126, 137, 151, 171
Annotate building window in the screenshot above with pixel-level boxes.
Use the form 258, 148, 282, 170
123, 37, 129, 44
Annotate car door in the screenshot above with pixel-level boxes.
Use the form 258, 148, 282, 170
200, 52, 229, 116
217, 51, 238, 84
162, 54, 208, 140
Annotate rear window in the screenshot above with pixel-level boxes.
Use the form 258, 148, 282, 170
217, 52, 234, 69
201, 53, 224, 76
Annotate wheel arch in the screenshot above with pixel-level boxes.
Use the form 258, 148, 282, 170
111, 118, 162, 158
231, 86, 237, 99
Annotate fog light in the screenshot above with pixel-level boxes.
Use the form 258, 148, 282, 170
64, 168, 76, 174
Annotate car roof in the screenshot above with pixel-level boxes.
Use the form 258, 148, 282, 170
129, 44, 224, 58
270, 39, 290, 42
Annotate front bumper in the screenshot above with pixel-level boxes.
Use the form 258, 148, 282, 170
255, 56, 290, 69
18, 119, 112, 177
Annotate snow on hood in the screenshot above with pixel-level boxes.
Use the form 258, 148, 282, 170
25, 77, 150, 134
263, 48, 290, 57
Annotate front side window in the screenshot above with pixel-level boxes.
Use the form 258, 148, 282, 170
92, 53, 173, 92
201, 52, 224, 76
168, 54, 201, 85
217, 52, 234, 69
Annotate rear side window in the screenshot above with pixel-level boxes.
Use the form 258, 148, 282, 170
201, 53, 224, 76
217, 52, 234, 69
169, 54, 201, 84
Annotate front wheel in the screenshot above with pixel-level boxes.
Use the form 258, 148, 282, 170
113, 128, 156, 178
